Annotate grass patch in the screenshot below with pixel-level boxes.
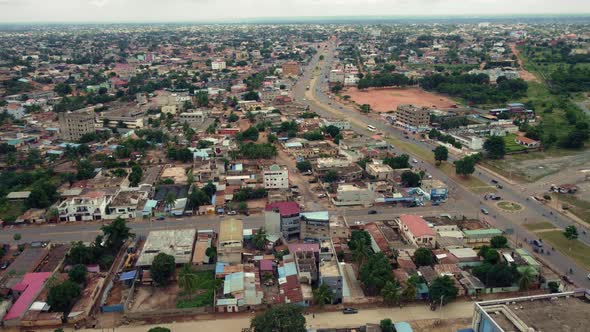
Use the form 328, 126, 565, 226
0, 201, 26, 223
524, 222, 557, 231
437, 162, 497, 194
503, 134, 528, 153
538, 230, 590, 271
175, 271, 221, 309
497, 201, 523, 211
553, 194, 590, 225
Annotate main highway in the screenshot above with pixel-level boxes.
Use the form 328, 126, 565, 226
291, 40, 590, 287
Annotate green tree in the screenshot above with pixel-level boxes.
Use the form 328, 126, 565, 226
228, 112, 239, 122
164, 192, 177, 211
54, 83, 72, 96
296, 160, 312, 172
13, 233, 21, 241
381, 280, 401, 306
401, 171, 421, 187
313, 283, 334, 307
518, 266, 536, 291
360, 104, 371, 113
323, 170, 339, 182
433, 145, 448, 165
478, 246, 500, 264
47, 280, 81, 316
414, 248, 433, 267
76, 159, 95, 180
101, 217, 133, 252
401, 281, 417, 302
383, 154, 410, 169
148, 328, 171, 332
490, 235, 508, 248
195, 91, 209, 107
178, 264, 199, 295
564, 225, 579, 241
429, 276, 459, 306
359, 252, 394, 295
68, 264, 88, 284
252, 227, 268, 250
454, 155, 477, 176
151, 253, 176, 287
380, 318, 396, 332
202, 182, 217, 198
483, 136, 506, 159
548, 281, 560, 293
205, 247, 217, 260
250, 304, 306, 332
129, 165, 143, 187
348, 230, 371, 267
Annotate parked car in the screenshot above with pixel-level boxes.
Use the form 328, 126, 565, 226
1, 262, 9, 270
227, 211, 237, 215
481, 208, 489, 215
497, 184, 503, 189
342, 308, 358, 314
368, 210, 378, 215
491, 179, 499, 184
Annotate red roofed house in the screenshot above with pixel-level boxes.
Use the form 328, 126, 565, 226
398, 214, 435, 248
3, 272, 51, 325
515, 135, 540, 148
264, 201, 301, 240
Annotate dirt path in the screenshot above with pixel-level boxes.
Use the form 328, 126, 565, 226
509, 43, 540, 82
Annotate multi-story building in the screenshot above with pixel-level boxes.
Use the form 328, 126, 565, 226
300, 211, 330, 241
282, 61, 300, 77
322, 118, 351, 130
217, 218, 243, 264
366, 160, 395, 181
265, 201, 301, 241
319, 240, 343, 304
178, 111, 207, 126
58, 107, 96, 141
263, 164, 289, 189
328, 70, 345, 84
58, 190, 113, 222
335, 184, 375, 206
395, 104, 431, 132
211, 59, 226, 71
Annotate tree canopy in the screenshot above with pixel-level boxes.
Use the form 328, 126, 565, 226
250, 304, 306, 332
151, 253, 176, 286
483, 136, 506, 160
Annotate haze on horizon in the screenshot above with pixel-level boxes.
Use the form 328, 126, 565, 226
0, 0, 589, 23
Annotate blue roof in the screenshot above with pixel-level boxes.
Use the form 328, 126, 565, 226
394, 322, 413, 332
278, 261, 297, 278
142, 200, 158, 215
216, 262, 229, 274
119, 270, 137, 281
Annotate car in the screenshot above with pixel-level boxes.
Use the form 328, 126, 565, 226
317, 194, 327, 198
497, 184, 503, 189
412, 159, 418, 163
481, 208, 489, 215
1, 262, 9, 270
368, 210, 378, 215
291, 185, 299, 189
342, 308, 358, 314
156, 216, 165, 221
491, 179, 499, 184
491, 196, 502, 201
587, 273, 590, 280
354, 221, 362, 225
563, 275, 574, 284
227, 211, 237, 215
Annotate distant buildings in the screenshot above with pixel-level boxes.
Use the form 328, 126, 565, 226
58, 107, 96, 141
211, 59, 226, 71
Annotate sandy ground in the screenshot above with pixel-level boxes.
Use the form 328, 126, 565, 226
509, 43, 540, 83
75, 300, 475, 332
343, 87, 456, 113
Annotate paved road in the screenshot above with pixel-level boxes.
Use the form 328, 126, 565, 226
293, 40, 590, 288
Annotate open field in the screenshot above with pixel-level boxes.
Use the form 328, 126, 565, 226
176, 271, 220, 308
552, 194, 590, 226
343, 87, 457, 113
537, 230, 590, 271
524, 222, 558, 232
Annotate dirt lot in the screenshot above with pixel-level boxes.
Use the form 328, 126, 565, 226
130, 283, 180, 311
343, 87, 457, 113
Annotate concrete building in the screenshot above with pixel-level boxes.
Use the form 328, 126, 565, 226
322, 118, 351, 130
366, 160, 394, 181
58, 107, 96, 141
472, 290, 590, 332
319, 240, 343, 304
450, 134, 484, 151
395, 104, 430, 132
107, 189, 149, 220
178, 111, 206, 126
265, 202, 301, 241
263, 164, 289, 189
463, 229, 503, 247
421, 179, 448, 202
211, 59, 226, 71
282, 61, 300, 77
328, 69, 345, 84
218, 218, 243, 264
300, 211, 330, 241
335, 184, 375, 206
58, 191, 112, 222
136, 229, 197, 266
398, 214, 435, 248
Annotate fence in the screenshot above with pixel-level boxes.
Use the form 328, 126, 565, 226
123, 306, 213, 320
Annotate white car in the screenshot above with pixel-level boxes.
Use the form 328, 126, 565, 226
227, 211, 237, 215
412, 159, 418, 163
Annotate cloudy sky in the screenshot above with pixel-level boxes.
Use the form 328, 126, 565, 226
0, 0, 588, 23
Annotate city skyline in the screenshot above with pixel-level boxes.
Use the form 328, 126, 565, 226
0, 0, 590, 23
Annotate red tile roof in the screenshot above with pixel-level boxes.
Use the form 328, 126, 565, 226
399, 214, 435, 237
265, 201, 300, 217
278, 274, 303, 304
287, 243, 319, 254
515, 136, 538, 144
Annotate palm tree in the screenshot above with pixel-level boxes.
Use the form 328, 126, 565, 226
381, 280, 401, 306
518, 266, 536, 291
178, 264, 199, 296
164, 192, 176, 213
313, 283, 333, 307
252, 227, 268, 250
351, 239, 370, 268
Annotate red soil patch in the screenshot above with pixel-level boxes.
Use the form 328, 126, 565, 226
343, 87, 457, 113
509, 43, 539, 82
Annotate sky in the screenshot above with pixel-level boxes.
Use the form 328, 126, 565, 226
0, 0, 589, 23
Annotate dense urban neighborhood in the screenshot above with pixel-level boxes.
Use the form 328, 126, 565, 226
0, 15, 589, 332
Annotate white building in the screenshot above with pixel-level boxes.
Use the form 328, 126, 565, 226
450, 134, 484, 151
322, 118, 351, 130
263, 164, 289, 189
335, 184, 375, 206
344, 74, 359, 86
212, 59, 226, 71
58, 191, 113, 222
329, 70, 345, 84
179, 111, 206, 126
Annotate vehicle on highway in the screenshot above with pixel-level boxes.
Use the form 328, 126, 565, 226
412, 159, 418, 163
368, 210, 378, 215
367, 125, 376, 132
481, 208, 489, 215
562, 275, 574, 284
317, 193, 327, 198
342, 308, 358, 314
227, 211, 237, 215
1, 262, 9, 270
491, 179, 499, 184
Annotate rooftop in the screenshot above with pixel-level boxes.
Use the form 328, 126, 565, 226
136, 229, 197, 266
476, 290, 590, 332
3, 272, 51, 321
399, 214, 435, 237
265, 201, 300, 217
219, 218, 244, 243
